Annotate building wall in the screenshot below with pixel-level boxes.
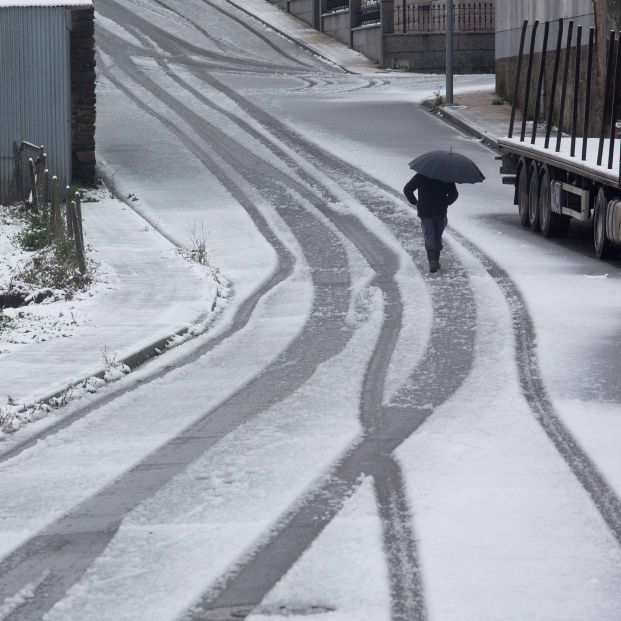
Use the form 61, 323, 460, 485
71, 7, 96, 186
0, 6, 72, 202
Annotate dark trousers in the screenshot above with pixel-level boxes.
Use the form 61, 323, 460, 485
419, 216, 447, 258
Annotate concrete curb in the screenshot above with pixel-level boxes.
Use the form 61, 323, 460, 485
222, 0, 355, 74
424, 100, 501, 150
13, 172, 222, 414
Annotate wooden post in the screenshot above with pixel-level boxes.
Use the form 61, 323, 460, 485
570, 26, 582, 157
509, 20, 529, 139
66, 186, 74, 238
43, 169, 50, 206
556, 21, 574, 152
68, 201, 87, 275
545, 19, 564, 148
74, 191, 84, 250
520, 20, 539, 142
51, 176, 61, 241
583, 28, 595, 160
531, 20, 550, 144
28, 158, 38, 208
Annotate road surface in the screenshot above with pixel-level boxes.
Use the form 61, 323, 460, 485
1, 1, 621, 620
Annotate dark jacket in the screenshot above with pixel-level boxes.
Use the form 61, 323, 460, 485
403, 173, 458, 218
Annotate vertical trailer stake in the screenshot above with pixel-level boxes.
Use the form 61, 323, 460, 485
609, 33, 621, 169
509, 20, 528, 139
598, 32, 616, 166
520, 20, 539, 142
545, 19, 564, 148
583, 28, 595, 160
571, 26, 583, 157
532, 21, 550, 144
556, 21, 574, 152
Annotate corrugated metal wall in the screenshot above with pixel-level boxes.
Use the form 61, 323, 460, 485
0, 7, 72, 203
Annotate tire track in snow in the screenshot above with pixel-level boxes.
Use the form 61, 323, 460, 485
99, 0, 305, 74
100, 20, 477, 619
0, 57, 357, 619
449, 229, 621, 545
1, 15, 476, 621
183, 60, 621, 549
111, 40, 478, 621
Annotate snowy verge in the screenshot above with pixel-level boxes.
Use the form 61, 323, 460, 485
0, 189, 225, 436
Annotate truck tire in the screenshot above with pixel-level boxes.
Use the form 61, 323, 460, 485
517, 158, 530, 227
528, 162, 540, 231
593, 187, 617, 259
539, 165, 570, 237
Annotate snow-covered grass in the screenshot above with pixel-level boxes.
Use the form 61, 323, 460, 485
0, 200, 104, 359
0, 187, 222, 435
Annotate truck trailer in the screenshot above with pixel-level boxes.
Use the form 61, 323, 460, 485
498, 18, 621, 259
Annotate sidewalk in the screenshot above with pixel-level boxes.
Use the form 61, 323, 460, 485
437, 91, 512, 147
0, 196, 218, 408
225, 0, 383, 74
229, 0, 507, 138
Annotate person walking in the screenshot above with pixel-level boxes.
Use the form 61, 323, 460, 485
403, 172, 458, 273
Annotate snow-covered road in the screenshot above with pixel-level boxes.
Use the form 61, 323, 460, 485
1, 0, 621, 619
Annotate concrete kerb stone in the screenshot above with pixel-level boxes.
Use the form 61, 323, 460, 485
423, 99, 501, 150
221, 0, 354, 74
12, 168, 222, 416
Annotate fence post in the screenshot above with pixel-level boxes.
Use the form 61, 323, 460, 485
50, 176, 62, 241
43, 169, 50, 209
28, 159, 38, 209
68, 200, 87, 275
66, 186, 74, 238
74, 191, 84, 249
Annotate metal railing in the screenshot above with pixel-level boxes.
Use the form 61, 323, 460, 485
357, 0, 380, 26
394, 2, 494, 33
324, 0, 349, 12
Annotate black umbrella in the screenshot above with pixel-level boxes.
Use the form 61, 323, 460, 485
409, 150, 485, 184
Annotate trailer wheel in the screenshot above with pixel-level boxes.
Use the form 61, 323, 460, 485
593, 187, 617, 259
528, 162, 540, 231
517, 158, 530, 227
539, 165, 570, 237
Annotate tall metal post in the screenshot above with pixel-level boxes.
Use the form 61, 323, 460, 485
446, 0, 454, 104
531, 21, 550, 144
509, 20, 529, 139
582, 28, 595, 160
544, 19, 564, 148
555, 20, 574, 152
570, 26, 583, 157
520, 20, 539, 142
598, 33, 616, 166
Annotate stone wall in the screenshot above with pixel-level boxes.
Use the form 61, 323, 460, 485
70, 7, 96, 186
289, 0, 315, 27
352, 24, 382, 63
385, 32, 494, 72
322, 8, 350, 45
